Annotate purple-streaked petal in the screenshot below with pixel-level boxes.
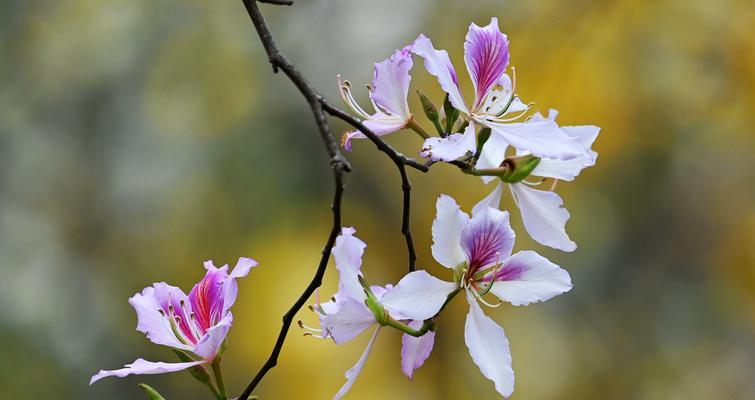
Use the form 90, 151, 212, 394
369, 46, 413, 118
401, 320, 436, 380
322, 297, 376, 345
220, 257, 258, 316
489, 251, 572, 306
474, 127, 509, 184
461, 207, 515, 272
193, 313, 232, 359
90, 358, 204, 385
189, 265, 227, 335
464, 18, 510, 109
510, 183, 576, 252
332, 227, 368, 302
480, 118, 586, 161
432, 195, 470, 269
342, 116, 408, 151
472, 181, 504, 216
411, 34, 468, 114
380, 270, 457, 321
334, 326, 381, 399
420, 122, 476, 162
129, 285, 193, 351
464, 294, 514, 398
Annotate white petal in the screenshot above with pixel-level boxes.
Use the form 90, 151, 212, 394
489, 251, 572, 306
380, 270, 457, 321
411, 34, 468, 114
464, 295, 514, 398
332, 227, 368, 302
481, 118, 585, 161
401, 320, 436, 380
474, 130, 509, 184
420, 122, 476, 162
322, 298, 376, 345
510, 183, 576, 252
193, 314, 232, 359
90, 358, 204, 385
432, 195, 470, 269
531, 124, 600, 181
334, 326, 381, 399
472, 181, 504, 216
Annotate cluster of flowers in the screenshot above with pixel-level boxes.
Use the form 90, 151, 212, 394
90, 18, 598, 400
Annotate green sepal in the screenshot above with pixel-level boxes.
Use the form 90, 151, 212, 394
475, 127, 491, 157
138, 384, 168, 400
417, 90, 444, 136
357, 275, 388, 325
500, 155, 541, 183
443, 94, 459, 135
172, 349, 212, 386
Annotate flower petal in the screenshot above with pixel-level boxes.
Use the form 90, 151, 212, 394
528, 110, 600, 180
334, 326, 381, 399
489, 251, 572, 306
189, 263, 227, 335
481, 118, 585, 161
221, 257, 258, 315
401, 320, 436, 380
342, 116, 408, 151
90, 358, 204, 385
369, 46, 413, 118
333, 227, 368, 302
472, 181, 504, 216
464, 295, 514, 398
484, 74, 528, 116
322, 297, 376, 345
129, 284, 194, 350
419, 122, 476, 161
474, 128, 509, 184
411, 34, 468, 114
461, 207, 515, 271
432, 195, 470, 269
464, 18, 510, 109
510, 183, 576, 251
380, 270, 457, 321
193, 313, 233, 359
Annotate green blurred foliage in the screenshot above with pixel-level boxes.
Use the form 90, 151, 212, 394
1, 0, 754, 399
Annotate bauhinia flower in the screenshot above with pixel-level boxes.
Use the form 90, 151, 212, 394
475, 109, 600, 251
303, 227, 454, 398
339, 45, 416, 151
412, 18, 587, 162
90, 257, 257, 385
381, 194, 572, 398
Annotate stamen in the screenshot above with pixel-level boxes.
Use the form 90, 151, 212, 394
488, 102, 534, 123
549, 179, 559, 192
337, 75, 370, 118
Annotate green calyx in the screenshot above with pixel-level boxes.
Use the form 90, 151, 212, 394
139, 384, 168, 400
500, 154, 541, 183
358, 275, 388, 325
417, 90, 445, 136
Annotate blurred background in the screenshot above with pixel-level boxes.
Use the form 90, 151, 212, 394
1, 0, 754, 398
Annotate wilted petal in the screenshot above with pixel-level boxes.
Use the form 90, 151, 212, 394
472, 181, 504, 216
90, 358, 204, 385
401, 320, 436, 380
129, 285, 193, 351
322, 297, 376, 345
489, 251, 572, 306
510, 183, 576, 252
193, 314, 233, 359
432, 195, 470, 269
464, 18, 510, 109
461, 207, 515, 271
474, 129, 509, 184
380, 270, 457, 321
333, 227, 368, 302
370, 46, 413, 118
481, 118, 585, 161
334, 326, 381, 399
464, 295, 514, 398
419, 122, 476, 162
411, 34, 467, 114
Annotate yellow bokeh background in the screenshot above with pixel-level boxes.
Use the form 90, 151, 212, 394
1, 0, 754, 399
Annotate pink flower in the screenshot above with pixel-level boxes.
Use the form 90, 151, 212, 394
90, 258, 257, 384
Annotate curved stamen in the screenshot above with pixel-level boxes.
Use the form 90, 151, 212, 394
337, 75, 370, 118
486, 102, 535, 123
